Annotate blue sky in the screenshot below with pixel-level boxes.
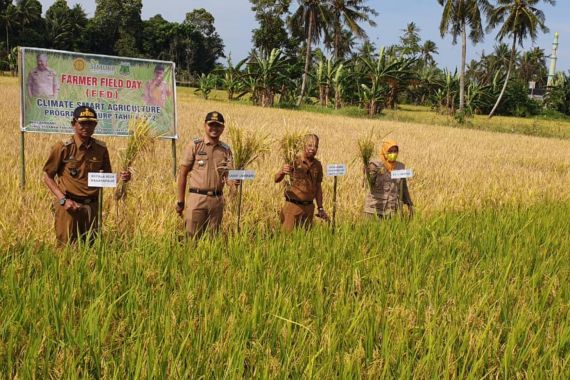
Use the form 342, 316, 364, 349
39, 0, 570, 72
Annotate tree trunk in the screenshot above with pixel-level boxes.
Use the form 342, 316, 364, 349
335, 89, 341, 109
488, 36, 517, 119
459, 24, 466, 112
334, 20, 341, 61
297, 11, 314, 106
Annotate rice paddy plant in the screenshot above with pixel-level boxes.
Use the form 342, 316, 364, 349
228, 122, 271, 170
114, 117, 162, 201
279, 129, 307, 187
1, 203, 569, 377
358, 128, 376, 188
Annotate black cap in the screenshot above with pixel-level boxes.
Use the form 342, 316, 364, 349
205, 111, 225, 126
73, 106, 98, 123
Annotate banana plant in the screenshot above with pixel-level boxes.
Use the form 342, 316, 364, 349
194, 73, 218, 100
247, 48, 292, 107
219, 56, 247, 101
358, 47, 415, 115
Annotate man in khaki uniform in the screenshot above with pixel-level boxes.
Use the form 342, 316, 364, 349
363, 139, 413, 218
275, 134, 329, 232
176, 111, 235, 238
28, 53, 59, 98
43, 106, 131, 245
142, 64, 171, 107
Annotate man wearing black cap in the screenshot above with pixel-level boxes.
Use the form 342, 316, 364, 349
176, 111, 235, 238
42, 105, 131, 245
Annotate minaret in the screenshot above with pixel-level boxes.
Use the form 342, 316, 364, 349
547, 32, 559, 87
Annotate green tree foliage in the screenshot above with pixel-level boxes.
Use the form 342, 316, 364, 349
438, 0, 493, 113
326, 0, 377, 60
486, 0, 556, 118
250, 0, 293, 56
45, 0, 74, 51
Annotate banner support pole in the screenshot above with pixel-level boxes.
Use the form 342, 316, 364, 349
171, 139, 177, 178
19, 131, 26, 189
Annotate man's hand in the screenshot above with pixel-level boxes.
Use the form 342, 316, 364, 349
175, 201, 185, 217
63, 199, 80, 212
317, 208, 330, 221
282, 164, 293, 175
119, 171, 131, 182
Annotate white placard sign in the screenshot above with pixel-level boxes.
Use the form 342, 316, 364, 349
327, 164, 347, 177
88, 172, 117, 188
391, 169, 414, 179
228, 170, 256, 181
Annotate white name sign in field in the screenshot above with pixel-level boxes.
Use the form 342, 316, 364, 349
326, 164, 347, 177
88, 172, 117, 188
390, 169, 414, 180
228, 170, 256, 181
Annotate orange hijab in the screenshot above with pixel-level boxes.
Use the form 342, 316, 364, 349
380, 139, 398, 172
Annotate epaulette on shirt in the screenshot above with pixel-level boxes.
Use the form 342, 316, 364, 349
63, 139, 73, 146
192, 137, 203, 145
219, 141, 230, 150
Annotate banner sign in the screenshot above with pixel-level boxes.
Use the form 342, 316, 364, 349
327, 164, 347, 177
391, 169, 414, 179
88, 172, 117, 188
20, 47, 177, 138
228, 170, 256, 181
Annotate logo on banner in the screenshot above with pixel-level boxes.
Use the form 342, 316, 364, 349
73, 58, 86, 72
119, 62, 131, 76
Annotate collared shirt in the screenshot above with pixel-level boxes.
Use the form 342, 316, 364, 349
144, 81, 170, 107
180, 137, 233, 192
43, 135, 112, 198
28, 67, 59, 97
364, 160, 413, 215
285, 156, 323, 202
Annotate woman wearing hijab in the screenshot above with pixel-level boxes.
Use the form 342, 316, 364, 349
363, 139, 414, 218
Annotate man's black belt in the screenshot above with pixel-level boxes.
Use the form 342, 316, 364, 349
66, 193, 97, 204
285, 197, 313, 206
189, 188, 223, 196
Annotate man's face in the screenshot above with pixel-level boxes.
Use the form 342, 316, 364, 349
37, 56, 48, 71
154, 70, 164, 82
204, 122, 224, 139
304, 138, 319, 159
73, 120, 97, 139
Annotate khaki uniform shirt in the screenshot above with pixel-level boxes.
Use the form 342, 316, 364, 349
43, 135, 112, 198
144, 81, 170, 107
364, 160, 413, 216
285, 157, 323, 202
180, 138, 233, 192
28, 67, 59, 97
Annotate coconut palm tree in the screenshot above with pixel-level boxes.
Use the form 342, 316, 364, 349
421, 40, 439, 66
327, 0, 377, 60
290, 0, 330, 106
487, 0, 555, 118
438, 0, 493, 113
0, 4, 19, 53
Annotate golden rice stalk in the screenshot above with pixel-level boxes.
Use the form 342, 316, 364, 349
279, 129, 307, 187
358, 128, 376, 188
279, 130, 307, 165
228, 122, 271, 170
114, 116, 162, 201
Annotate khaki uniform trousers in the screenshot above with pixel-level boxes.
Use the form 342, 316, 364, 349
54, 201, 99, 246
280, 201, 315, 232
184, 193, 224, 238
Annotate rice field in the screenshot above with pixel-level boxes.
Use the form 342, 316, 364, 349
1, 76, 569, 377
